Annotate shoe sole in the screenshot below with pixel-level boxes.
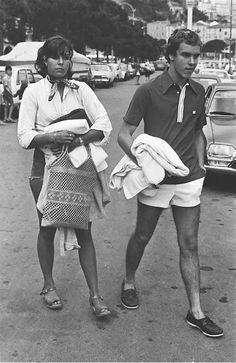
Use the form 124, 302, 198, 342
186, 320, 224, 338
121, 299, 139, 310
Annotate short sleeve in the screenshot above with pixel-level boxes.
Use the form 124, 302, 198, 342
123, 85, 149, 127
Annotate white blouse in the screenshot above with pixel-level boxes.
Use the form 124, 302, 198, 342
17, 77, 112, 149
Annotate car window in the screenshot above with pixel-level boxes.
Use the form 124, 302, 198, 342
209, 90, 236, 115
17, 70, 27, 85
91, 65, 109, 71
27, 70, 35, 83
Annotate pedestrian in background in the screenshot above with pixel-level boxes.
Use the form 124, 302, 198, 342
135, 65, 141, 85
2, 65, 15, 123
14, 80, 28, 114
144, 66, 150, 81
17, 35, 112, 318
117, 28, 223, 338
0, 89, 5, 126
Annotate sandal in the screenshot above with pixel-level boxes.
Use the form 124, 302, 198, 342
40, 287, 63, 310
89, 295, 111, 318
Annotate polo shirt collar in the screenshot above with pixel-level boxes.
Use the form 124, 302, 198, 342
160, 70, 197, 95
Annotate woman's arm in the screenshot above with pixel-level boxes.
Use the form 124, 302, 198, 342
79, 83, 112, 145
68, 129, 104, 152
29, 130, 76, 149
18, 85, 75, 150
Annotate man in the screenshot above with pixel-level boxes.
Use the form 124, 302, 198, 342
2, 65, 15, 123
117, 29, 223, 338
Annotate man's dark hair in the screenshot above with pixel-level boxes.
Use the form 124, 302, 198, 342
5, 65, 12, 72
165, 28, 202, 63
35, 35, 73, 78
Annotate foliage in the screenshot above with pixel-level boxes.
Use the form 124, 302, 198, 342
2, 0, 162, 60
128, 0, 169, 22
202, 39, 228, 53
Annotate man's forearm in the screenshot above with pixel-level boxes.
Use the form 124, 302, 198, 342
195, 130, 206, 167
118, 133, 138, 165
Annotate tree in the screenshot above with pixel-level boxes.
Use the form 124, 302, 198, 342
2, 0, 161, 59
202, 39, 228, 53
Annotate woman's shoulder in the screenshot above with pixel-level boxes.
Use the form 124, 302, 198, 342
27, 78, 45, 91
23, 78, 48, 101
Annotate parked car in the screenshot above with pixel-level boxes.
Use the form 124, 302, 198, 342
32, 72, 43, 82
71, 66, 95, 90
127, 63, 136, 78
154, 59, 167, 71
203, 82, 236, 175
117, 63, 130, 81
108, 63, 120, 81
198, 68, 234, 82
91, 64, 115, 87
191, 74, 222, 91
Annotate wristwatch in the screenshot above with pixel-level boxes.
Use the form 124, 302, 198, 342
78, 136, 84, 146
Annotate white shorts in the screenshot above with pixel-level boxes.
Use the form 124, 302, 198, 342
138, 177, 205, 208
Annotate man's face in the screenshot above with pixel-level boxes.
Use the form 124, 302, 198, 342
171, 42, 201, 79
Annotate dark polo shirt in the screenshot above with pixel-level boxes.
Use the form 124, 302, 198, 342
123, 70, 206, 184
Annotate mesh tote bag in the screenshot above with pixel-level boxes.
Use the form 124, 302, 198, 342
42, 146, 98, 230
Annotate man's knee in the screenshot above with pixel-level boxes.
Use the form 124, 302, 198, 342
179, 233, 198, 255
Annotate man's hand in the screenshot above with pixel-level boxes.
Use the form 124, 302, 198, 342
199, 165, 206, 174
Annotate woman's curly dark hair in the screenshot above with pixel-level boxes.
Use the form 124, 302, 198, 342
35, 35, 74, 78
165, 28, 202, 63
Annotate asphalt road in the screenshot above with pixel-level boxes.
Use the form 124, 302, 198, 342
0, 74, 236, 362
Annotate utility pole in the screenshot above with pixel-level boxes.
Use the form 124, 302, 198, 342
0, 0, 4, 55
229, 0, 233, 73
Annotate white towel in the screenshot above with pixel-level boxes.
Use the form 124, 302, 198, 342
110, 134, 189, 199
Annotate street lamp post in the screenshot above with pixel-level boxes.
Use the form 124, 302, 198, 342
185, 0, 195, 30
121, 1, 136, 25
0, 0, 3, 55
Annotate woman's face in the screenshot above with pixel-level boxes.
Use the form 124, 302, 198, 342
45, 54, 71, 79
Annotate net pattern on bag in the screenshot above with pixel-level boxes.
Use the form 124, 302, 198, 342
42, 151, 98, 229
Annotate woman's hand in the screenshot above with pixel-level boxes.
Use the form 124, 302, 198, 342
67, 137, 80, 153
51, 130, 75, 145
51, 144, 63, 156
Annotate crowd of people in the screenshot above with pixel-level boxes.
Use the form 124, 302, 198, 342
2, 29, 225, 338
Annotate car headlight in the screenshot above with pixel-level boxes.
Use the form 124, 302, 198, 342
207, 143, 236, 166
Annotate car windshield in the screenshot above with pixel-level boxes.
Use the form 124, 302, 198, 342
201, 69, 229, 79
209, 90, 236, 115
91, 65, 108, 71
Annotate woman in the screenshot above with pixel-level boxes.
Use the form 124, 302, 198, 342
17, 35, 112, 318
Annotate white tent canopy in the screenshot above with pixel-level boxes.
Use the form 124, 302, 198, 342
0, 41, 91, 71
